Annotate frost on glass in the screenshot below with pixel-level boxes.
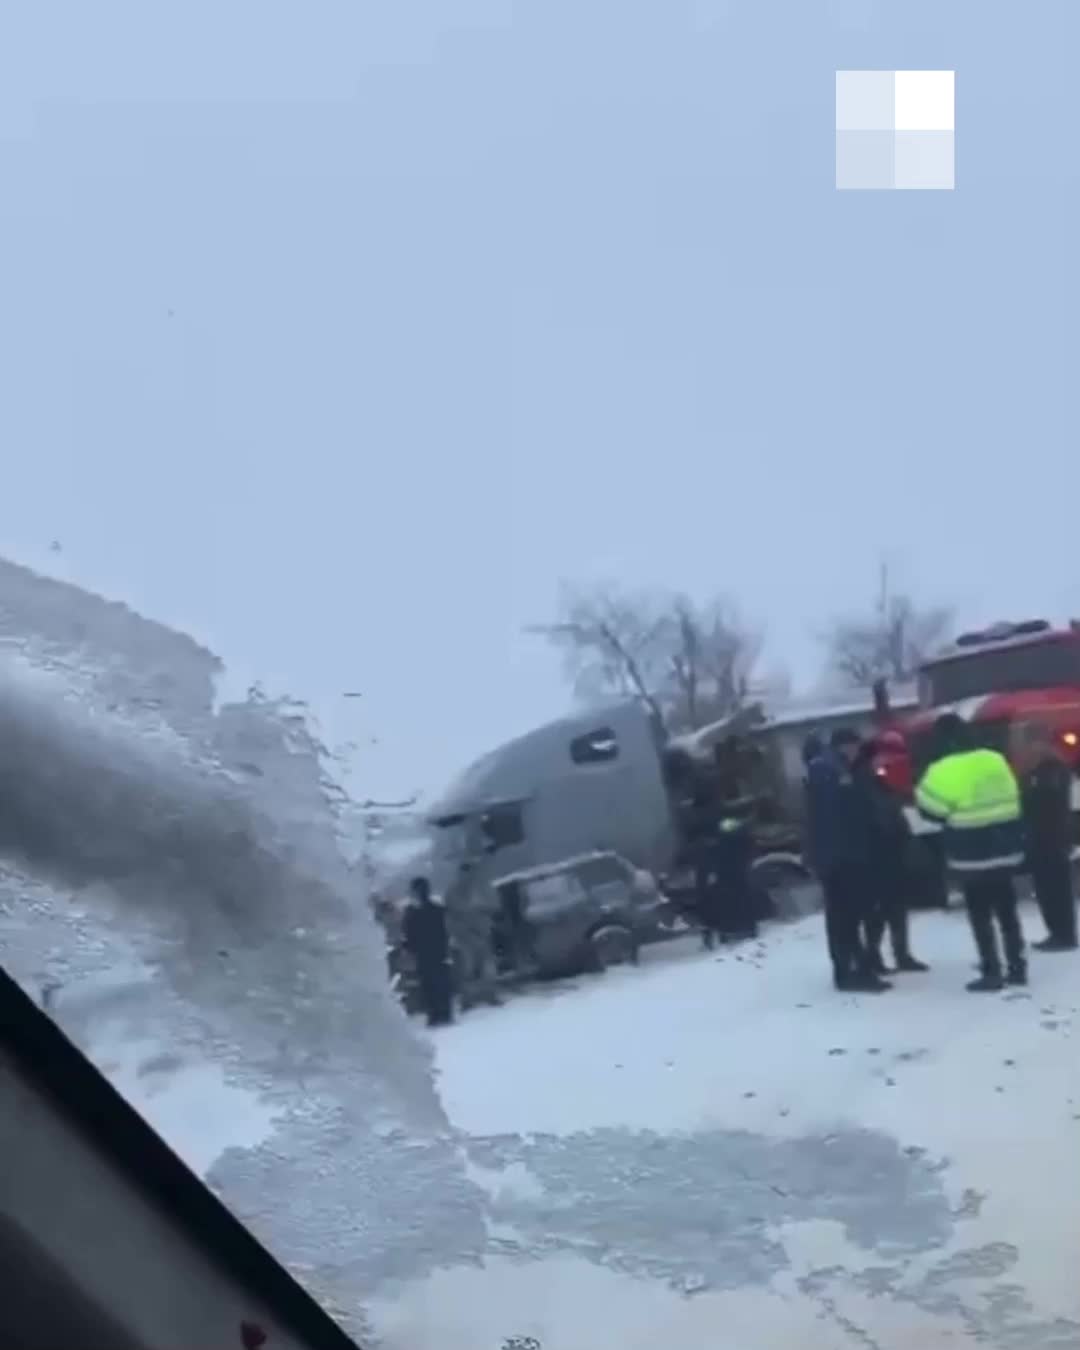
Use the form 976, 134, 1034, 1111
0, 556, 484, 1340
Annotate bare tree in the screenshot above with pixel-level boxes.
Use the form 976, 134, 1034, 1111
528, 583, 671, 727
824, 565, 952, 688
531, 584, 762, 732
661, 594, 763, 732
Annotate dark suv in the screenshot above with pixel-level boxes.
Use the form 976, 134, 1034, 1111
492, 851, 666, 977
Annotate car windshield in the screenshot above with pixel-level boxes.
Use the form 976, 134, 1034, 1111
922, 637, 1080, 705
6, 4, 1073, 1348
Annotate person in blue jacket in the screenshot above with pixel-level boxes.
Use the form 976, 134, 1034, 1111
804, 728, 890, 993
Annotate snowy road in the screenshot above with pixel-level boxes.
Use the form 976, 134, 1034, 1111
372, 911, 1080, 1350
7, 530, 1075, 1347
22, 897, 1080, 1350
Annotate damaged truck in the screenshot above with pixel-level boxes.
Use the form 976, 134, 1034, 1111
424, 700, 814, 975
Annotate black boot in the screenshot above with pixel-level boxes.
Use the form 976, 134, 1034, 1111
1006, 963, 1028, 987
847, 973, 893, 993
1033, 937, 1077, 953
835, 971, 889, 992
888, 909, 927, 971
966, 972, 1004, 992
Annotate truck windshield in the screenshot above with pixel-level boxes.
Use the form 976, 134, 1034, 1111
922, 637, 1080, 705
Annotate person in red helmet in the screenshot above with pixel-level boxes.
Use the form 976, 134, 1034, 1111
871, 727, 950, 910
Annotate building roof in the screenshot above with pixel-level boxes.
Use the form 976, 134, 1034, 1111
675, 687, 920, 758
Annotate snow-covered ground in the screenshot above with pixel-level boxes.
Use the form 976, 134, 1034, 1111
47, 903, 1080, 1350
373, 913, 1080, 1350
3, 560, 1077, 1349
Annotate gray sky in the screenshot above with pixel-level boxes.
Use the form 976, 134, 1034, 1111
0, 0, 1075, 800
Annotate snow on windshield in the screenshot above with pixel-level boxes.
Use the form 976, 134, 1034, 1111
0, 557, 484, 1344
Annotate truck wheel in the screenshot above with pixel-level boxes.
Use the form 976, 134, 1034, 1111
588, 924, 638, 972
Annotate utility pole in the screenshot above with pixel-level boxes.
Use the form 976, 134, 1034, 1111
877, 558, 890, 623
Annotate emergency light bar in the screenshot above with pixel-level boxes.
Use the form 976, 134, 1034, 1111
953, 619, 1051, 648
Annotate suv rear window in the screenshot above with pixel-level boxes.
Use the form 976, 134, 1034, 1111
576, 856, 629, 888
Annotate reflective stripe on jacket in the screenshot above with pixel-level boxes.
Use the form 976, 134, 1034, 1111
914, 748, 1023, 873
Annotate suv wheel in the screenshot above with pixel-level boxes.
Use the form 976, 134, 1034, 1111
588, 923, 638, 972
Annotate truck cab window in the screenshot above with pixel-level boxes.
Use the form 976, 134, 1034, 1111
570, 727, 619, 765
480, 803, 525, 852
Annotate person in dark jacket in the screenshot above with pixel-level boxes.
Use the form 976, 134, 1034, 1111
801, 733, 824, 773
402, 876, 454, 1026
692, 824, 725, 950
711, 738, 761, 940
1020, 724, 1077, 952
854, 738, 929, 975
693, 810, 759, 947
804, 729, 890, 993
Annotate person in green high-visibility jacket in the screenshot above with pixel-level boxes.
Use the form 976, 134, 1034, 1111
915, 713, 1028, 992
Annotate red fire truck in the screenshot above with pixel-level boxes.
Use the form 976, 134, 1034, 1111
875, 618, 1080, 844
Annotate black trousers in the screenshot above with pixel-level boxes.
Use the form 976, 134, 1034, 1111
866, 867, 912, 963
1029, 848, 1077, 946
925, 834, 951, 909
963, 872, 1024, 977
822, 865, 872, 984
417, 961, 454, 1026
697, 873, 758, 947
698, 884, 725, 948
720, 872, 759, 938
